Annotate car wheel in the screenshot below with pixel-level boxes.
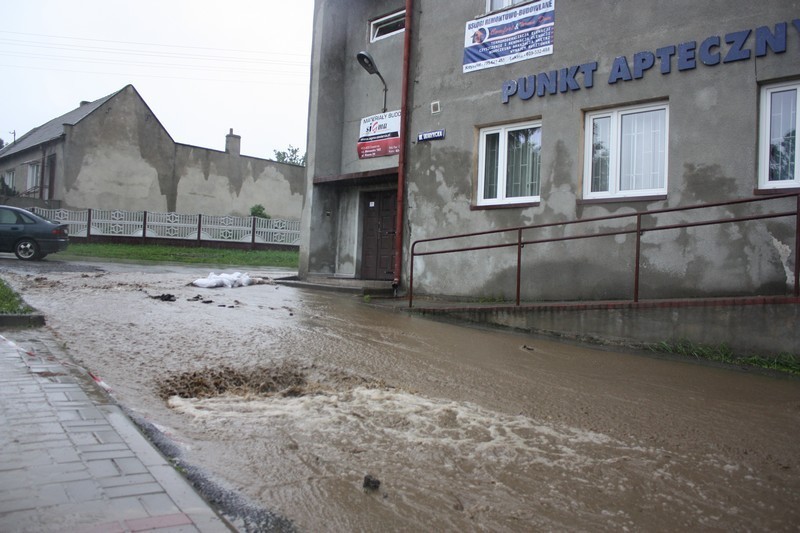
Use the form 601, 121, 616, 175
14, 238, 41, 261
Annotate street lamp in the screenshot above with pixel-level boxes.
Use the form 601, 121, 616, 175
356, 51, 387, 113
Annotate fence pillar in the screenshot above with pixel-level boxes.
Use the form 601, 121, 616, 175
634, 214, 642, 303
142, 211, 148, 244
251, 216, 257, 249
197, 214, 202, 244
408, 245, 415, 308
516, 229, 522, 306
86, 208, 92, 241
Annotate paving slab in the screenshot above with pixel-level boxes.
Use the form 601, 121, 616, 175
0, 331, 232, 533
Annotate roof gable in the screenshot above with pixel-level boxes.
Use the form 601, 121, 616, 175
0, 87, 124, 160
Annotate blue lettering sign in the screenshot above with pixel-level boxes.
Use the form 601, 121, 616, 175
655, 45, 676, 74
632, 51, 655, 79
723, 30, 751, 62
537, 70, 558, 96
755, 23, 787, 56
501, 19, 798, 104
677, 41, 697, 71
580, 61, 598, 88
608, 56, 632, 84
558, 65, 581, 92
518, 76, 536, 99
699, 36, 721, 66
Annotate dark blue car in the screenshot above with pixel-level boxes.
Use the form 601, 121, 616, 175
0, 205, 69, 260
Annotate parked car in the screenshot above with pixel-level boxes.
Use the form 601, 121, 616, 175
0, 205, 69, 260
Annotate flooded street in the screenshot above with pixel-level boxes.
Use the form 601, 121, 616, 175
2, 257, 799, 531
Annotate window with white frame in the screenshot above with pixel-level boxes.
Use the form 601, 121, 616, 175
487, 0, 527, 12
370, 10, 405, 42
2, 170, 13, 190
759, 81, 799, 189
27, 162, 40, 191
478, 121, 542, 206
583, 103, 669, 199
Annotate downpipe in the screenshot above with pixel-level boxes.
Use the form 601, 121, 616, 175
392, 0, 413, 295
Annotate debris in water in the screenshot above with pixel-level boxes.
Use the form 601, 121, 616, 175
157, 363, 308, 400
150, 293, 176, 302
363, 475, 381, 492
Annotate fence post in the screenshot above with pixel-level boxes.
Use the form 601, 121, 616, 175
142, 211, 148, 244
516, 228, 522, 306
634, 213, 642, 303
408, 243, 415, 308
197, 214, 202, 244
251, 216, 257, 250
86, 208, 92, 241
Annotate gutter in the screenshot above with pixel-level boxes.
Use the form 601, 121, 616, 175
393, 0, 413, 291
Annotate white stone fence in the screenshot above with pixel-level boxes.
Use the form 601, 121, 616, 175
31, 208, 301, 247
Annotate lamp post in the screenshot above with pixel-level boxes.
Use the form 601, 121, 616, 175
356, 51, 387, 113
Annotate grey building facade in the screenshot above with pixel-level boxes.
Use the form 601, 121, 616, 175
301, 0, 800, 302
0, 85, 305, 219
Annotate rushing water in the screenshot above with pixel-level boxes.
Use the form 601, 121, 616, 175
164, 291, 800, 532
4, 260, 799, 532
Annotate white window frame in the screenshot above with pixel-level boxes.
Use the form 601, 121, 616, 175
26, 162, 40, 191
370, 10, 405, 42
758, 80, 800, 189
477, 120, 542, 206
583, 102, 670, 200
486, 0, 527, 12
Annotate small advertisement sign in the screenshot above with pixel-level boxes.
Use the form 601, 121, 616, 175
463, 0, 555, 73
357, 110, 402, 159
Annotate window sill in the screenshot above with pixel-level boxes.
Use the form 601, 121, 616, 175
577, 194, 667, 205
471, 201, 540, 211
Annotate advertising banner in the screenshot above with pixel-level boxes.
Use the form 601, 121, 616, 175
357, 110, 402, 159
463, 0, 555, 73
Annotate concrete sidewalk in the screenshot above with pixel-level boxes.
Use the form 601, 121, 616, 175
0, 330, 232, 533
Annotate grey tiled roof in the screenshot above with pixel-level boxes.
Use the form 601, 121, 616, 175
0, 88, 122, 160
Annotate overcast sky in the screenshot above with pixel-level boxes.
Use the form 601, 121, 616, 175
0, 0, 313, 159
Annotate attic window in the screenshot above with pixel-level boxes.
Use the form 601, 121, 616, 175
370, 10, 405, 42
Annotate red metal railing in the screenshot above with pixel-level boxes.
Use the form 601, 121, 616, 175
409, 193, 800, 307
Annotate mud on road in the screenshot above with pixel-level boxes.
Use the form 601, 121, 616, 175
2, 256, 799, 531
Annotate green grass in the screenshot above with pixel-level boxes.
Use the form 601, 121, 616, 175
0, 278, 34, 314
59, 243, 299, 268
649, 339, 800, 376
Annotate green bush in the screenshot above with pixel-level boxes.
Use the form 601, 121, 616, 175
250, 204, 271, 219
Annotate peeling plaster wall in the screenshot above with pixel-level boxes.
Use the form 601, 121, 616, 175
57, 85, 304, 218
62, 86, 174, 212
305, 0, 800, 297
403, 0, 800, 300
174, 145, 304, 218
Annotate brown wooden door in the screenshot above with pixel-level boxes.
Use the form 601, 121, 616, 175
361, 190, 397, 280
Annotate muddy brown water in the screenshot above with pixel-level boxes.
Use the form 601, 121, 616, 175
2, 258, 799, 531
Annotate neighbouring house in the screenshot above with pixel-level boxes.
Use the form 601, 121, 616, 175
300, 0, 800, 304
0, 84, 305, 220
